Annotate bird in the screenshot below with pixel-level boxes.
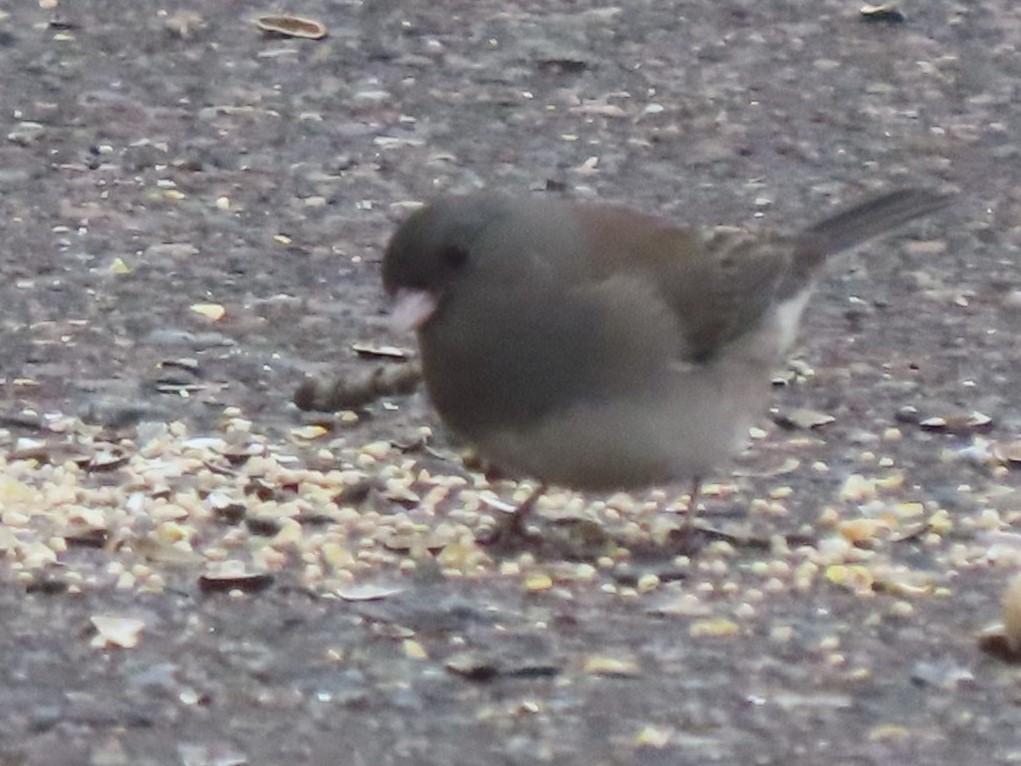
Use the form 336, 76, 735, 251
381, 188, 949, 542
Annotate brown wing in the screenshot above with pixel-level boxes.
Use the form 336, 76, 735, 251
573, 204, 800, 363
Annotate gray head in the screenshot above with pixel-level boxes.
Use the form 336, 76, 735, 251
381, 194, 521, 303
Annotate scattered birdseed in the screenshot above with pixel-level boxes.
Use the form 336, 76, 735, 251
403, 639, 428, 660
634, 725, 673, 749
90, 614, 146, 649
582, 655, 642, 677
689, 618, 740, 638
524, 573, 554, 593
0, 384, 1012, 686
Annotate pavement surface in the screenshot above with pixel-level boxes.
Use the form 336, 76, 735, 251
2, 1, 1021, 764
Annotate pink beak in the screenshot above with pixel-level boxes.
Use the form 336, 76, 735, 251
390, 288, 438, 333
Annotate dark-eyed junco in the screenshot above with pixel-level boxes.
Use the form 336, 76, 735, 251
382, 189, 948, 537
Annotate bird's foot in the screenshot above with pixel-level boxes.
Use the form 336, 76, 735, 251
475, 483, 547, 551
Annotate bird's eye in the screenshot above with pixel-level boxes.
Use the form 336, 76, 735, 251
441, 245, 469, 271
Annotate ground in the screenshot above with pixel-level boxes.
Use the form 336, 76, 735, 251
2, 0, 1021, 764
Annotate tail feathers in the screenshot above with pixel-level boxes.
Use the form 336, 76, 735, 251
794, 188, 950, 267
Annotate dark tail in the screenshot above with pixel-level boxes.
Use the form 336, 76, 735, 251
794, 188, 951, 267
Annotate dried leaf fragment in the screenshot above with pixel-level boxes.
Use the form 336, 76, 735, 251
860, 3, 905, 22
335, 583, 404, 601
918, 410, 993, 435
774, 408, 835, 430
198, 571, 274, 594
351, 343, 411, 360
255, 15, 327, 40
87, 446, 131, 472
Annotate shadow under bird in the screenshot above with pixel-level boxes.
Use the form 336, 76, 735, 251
382, 188, 950, 539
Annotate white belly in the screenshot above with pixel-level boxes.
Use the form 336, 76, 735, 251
477, 355, 772, 490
